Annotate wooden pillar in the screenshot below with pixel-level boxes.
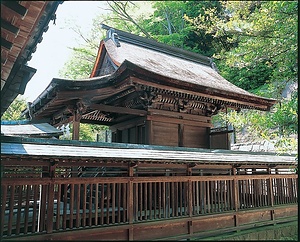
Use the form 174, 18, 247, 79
145, 120, 153, 145
187, 164, 193, 235
268, 167, 276, 224
232, 167, 239, 229
72, 120, 80, 140
128, 162, 135, 240
46, 183, 54, 233
178, 124, 184, 147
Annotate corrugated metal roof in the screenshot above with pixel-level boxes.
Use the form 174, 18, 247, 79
1, 123, 62, 137
1, 140, 296, 165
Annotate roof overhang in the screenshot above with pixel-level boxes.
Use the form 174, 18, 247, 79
1, 120, 62, 138
21, 60, 276, 126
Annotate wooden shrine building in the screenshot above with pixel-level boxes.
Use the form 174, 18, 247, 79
22, 24, 276, 149
1, 25, 297, 241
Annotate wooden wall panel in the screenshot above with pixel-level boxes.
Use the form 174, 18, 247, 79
193, 215, 234, 232
133, 221, 188, 240
238, 210, 271, 225
183, 125, 208, 148
152, 121, 178, 146
210, 133, 230, 149
122, 129, 128, 143
129, 127, 136, 143
274, 206, 298, 219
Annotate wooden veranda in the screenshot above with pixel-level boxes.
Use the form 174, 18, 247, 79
1, 136, 297, 241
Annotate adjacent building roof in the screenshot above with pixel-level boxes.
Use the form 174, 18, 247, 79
1, 1, 62, 116
1, 120, 62, 138
1, 136, 297, 166
22, 25, 276, 125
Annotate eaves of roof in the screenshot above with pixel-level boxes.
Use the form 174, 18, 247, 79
90, 30, 276, 111
22, 58, 276, 120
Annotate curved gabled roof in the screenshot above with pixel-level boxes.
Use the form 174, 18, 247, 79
22, 26, 277, 125
90, 26, 276, 111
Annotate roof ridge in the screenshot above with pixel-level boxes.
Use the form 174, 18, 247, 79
101, 24, 213, 67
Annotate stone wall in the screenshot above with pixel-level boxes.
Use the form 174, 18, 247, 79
231, 140, 275, 152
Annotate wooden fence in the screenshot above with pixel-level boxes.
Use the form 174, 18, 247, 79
1, 173, 298, 240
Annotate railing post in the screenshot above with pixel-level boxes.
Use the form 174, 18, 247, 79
268, 167, 276, 225
46, 182, 55, 233
232, 167, 239, 229
187, 165, 193, 235
128, 163, 134, 240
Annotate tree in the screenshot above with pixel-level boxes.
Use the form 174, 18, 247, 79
2, 96, 27, 120
191, 1, 298, 153
192, 1, 297, 96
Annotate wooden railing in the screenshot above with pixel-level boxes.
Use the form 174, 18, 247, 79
1, 174, 298, 238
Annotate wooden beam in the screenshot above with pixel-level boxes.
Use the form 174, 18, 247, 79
148, 108, 211, 123
1, 37, 13, 50
110, 117, 145, 131
2, 1, 28, 17
1, 18, 20, 35
89, 104, 147, 116
147, 114, 213, 127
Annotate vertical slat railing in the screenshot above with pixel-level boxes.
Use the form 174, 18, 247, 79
1, 174, 298, 239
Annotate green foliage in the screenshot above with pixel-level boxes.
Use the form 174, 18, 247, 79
215, 91, 298, 153
58, 13, 106, 79
2, 96, 27, 120
103, 1, 154, 37
77, 123, 108, 142
62, 123, 109, 142
199, 1, 298, 153
198, 1, 298, 96
215, 60, 272, 91
58, 47, 96, 79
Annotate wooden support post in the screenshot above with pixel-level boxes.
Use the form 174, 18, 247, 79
232, 167, 239, 229
46, 183, 54, 233
128, 163, 134, 240
187, 165, 193, 219
146, 120, 153, 145
72, 120, 80, 140
178, 124, 184, 147
188, 179, 193, 217
268, 167, 276, 225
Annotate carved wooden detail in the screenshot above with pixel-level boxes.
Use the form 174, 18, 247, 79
131, 84, 225, 116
